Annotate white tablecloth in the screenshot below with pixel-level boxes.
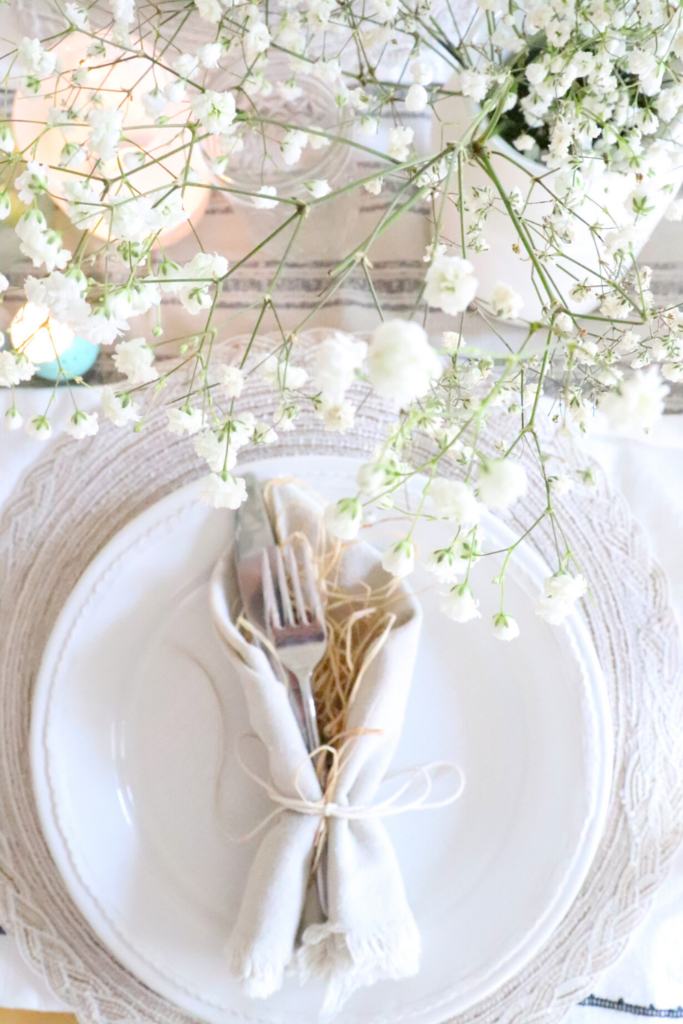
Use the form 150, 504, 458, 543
1, 388, 683, 1020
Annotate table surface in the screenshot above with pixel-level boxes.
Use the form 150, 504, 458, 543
0, 1014, 75, 1023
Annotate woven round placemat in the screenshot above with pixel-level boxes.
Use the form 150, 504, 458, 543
0, 331, 682, 1024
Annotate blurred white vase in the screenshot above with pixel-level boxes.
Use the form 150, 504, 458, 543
432, 88, 683, 320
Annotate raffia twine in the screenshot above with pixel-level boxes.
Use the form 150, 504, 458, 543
0, 330, 682, 1024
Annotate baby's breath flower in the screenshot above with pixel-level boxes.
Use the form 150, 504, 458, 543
429, 478, 481, 528
405, 83, 428, 112
478, 459, 527, 510
167, 406, 204, 436
600, 294, 632, 319
194, 0, 222, 23
442, 331, 461, 355
65, 3, 88, 28
513, 134, 536, 152
26, 415, 52, 441
227, 412, 255, 449
366, 319, 442, 406
324, 497, 362, 539
492, 613, 520, 641
86, 107, 123, 162
662, 363, 683, 383
537, 572, 587, 624
357, 450, 402, 495
666, 200, 683, 222
628, 186, 656, 218
553, 313, 574, 336
313, 333, 366, 403
245, 20, 271, 61
381, 539, 415, 578
198, 42, 222, 68
191, 91, 236, 135
177, 252, 228, 314
458, 69, 490, 102
17, 37, 57, 78
200, 472, 248, 509
410, 59, 433, 86
0, 127, 15, 154
360, 117, 378, 136
101, 388, 140, 427
0, 350, 36, 387
65, 410, 99, 440
599, 368, 668, 431
309, 130, 331, 152
5, 406, 22, 431
252, 421, 278, 444
387, 126, 413, 161
425, 254, 478, 315
281, 130, 308, 166
253, 186, 278, 209
549, 473, 574, 496
218, 364, 244, 398
194, 430, 235, 471
320, 398, 355, 433
113, 337, 156, 385
441, 584, 481, 623
425, 548, 465, 584
306, 179, 331, 199
491, 282, 524, 320
15, 161, 48, 205
174, 53, 199, 78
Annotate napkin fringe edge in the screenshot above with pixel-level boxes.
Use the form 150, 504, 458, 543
296, 917, 421, 1017
226, 941, 287, 999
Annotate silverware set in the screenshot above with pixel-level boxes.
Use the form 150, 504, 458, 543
234, 473, 329, 914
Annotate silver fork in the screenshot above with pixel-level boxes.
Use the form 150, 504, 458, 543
262, 539, 326, 754
261, 538, 329, 914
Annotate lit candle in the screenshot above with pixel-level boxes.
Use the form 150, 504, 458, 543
11, 36, 209, 247
10, 302, 99, 381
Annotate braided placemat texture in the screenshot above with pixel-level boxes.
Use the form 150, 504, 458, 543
0, 331, 682, 1024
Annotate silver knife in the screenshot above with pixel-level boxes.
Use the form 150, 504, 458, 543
234, 473, 276, 632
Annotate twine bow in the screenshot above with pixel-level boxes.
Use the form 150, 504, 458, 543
234, 734, 465, 843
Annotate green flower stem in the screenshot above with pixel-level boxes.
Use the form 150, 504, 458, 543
219, 207, 303, 283
405, 464, 436, 542
408, 145, 459, 319
457, 147, 467, 258
527, 325, 554, 429
236, 208, 307, 370
476, 147, 558, 307
362, 258, 384, 320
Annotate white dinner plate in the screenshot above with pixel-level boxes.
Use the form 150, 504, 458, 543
31, 454, 613, 1024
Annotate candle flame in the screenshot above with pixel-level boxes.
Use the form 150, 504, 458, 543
10, 303, 74, 364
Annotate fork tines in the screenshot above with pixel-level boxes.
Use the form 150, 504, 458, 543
262, 540, 325, 635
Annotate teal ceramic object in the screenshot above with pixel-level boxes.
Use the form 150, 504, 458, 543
34, 336, 100, 381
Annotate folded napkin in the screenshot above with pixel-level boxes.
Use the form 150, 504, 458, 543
210, 482, 425, 1015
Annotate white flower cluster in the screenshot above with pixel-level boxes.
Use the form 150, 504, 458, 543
471, 0, 683, 177
2, 0, 678, 641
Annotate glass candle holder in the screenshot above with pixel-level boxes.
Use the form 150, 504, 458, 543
201, 54, 356, 260
11, 35, 211, 249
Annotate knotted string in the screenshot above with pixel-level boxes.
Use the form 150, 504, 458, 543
232, 733, 465, 843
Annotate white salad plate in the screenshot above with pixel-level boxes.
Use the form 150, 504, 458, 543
31, 454, 613, 1024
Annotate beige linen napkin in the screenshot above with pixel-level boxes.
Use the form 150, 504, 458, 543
210, 482, 424, 1015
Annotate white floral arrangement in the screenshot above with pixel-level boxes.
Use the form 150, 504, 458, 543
1, 0, 682, 637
